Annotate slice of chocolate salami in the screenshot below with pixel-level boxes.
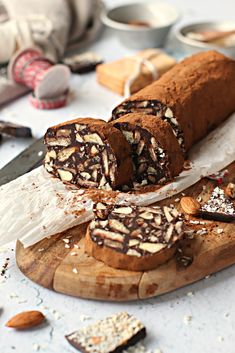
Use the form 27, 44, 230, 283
65, 312, 146, 353
111, 51, 235, 153
200, 187, 235, 222
44, 118, 133, 190
85, 203, 185, 271
111, 113, 184, 188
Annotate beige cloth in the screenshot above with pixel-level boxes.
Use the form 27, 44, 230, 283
0, 0, 104, 106
0, 0, 104, 61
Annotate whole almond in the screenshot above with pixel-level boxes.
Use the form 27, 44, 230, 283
225, 183, 235, 199
180, 197, 200, 215
6, 310, 45, 329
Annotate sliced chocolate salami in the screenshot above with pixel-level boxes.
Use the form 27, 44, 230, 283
44, 118, 133, 190
111, 51, 235, 153
200, 187, 235, 222
85, 203, 185, 271
65, 312, 146, 353
112, 113, 184, 187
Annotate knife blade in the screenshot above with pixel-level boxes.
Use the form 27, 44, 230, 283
0, 137, 45, 186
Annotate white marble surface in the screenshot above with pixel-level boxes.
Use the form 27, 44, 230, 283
0, 0, 235, 352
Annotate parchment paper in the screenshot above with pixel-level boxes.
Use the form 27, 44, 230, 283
0, 114, 234, 247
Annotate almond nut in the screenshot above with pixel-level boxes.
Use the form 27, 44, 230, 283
6, 310, 45, 329
58, 169, 73, 182
180, 196, 200, 215
225, 183, 235, 199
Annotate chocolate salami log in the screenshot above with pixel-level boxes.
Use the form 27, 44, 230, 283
44, 118, 133, 190
85, 203, 185, 271
112, 113, 184, 186
111, 51, 235, 153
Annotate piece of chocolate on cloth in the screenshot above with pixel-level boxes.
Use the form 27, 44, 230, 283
65, 312, 146, 353
200, 187, 235, 222
0, 120, 32, 138
63, 52, 103, 74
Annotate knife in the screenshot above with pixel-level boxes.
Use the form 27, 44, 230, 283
0, 137, 45, 186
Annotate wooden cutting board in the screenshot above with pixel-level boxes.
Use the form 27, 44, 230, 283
16, 163, 235, 301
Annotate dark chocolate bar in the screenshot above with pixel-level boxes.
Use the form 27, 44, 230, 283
63, 52, 103, 74
0, 120, 32, 138
200, 187, 235, 222
65, 312, 146, 353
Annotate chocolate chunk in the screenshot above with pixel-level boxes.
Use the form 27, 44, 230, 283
63, 52, 103, 74
85, 203, 185, 271
65, 312, 146, 353
0, 121, 32, 138
200, 187, 235, 222
112, 113, 184, 188
44, 118, 133, 190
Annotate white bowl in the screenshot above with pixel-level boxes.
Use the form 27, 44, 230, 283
102, 2, 180, 49
176, 21, 235, 58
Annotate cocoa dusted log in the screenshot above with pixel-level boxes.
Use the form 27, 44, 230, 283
111, 51, 235, 153
111, 113, 184, 187
44, 118, 133, 190
85, 202, 185, 271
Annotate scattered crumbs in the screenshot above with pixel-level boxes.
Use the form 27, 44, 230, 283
72, 268, 78, 274
38, 248, 45, 252
187, 291, 194, 297
174, 198, 180, 202
224, 312, 230, 318
217, 336, 224, 342
217, 228, 224, 234
9, 292, 18, 299
70, 252, 77, 256
1, 257, 10, 277
52, 309, 61, 320
32, 343, 41, 351
65, 244, 70, 249
79, 314, 91, 322
38, 151, 43, 157
63, 238, 70, 244
183, 315, 192, 325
